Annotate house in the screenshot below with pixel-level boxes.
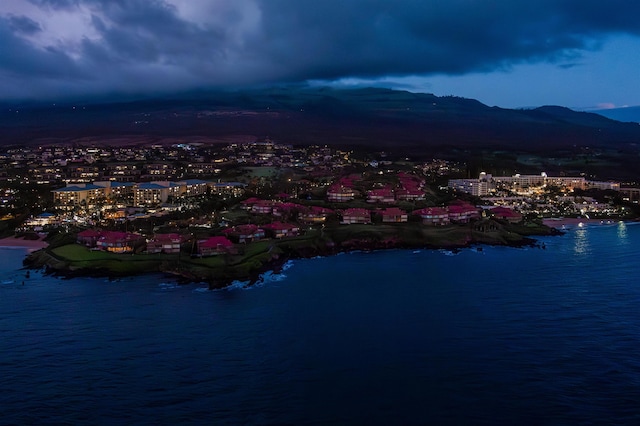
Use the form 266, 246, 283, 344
490, 206, 523, 223
145, 233, 189, 254
197, 236, 235, 256
251, 200, 274, 214
77, 229, 103, 247
380, 207, 408, 223
447, 203, 480, 223
327, 184, 355, 202
341, 208, 371, 224
367, 188, 395, 204
95, 231, 145, 253
240, 197, 262, 210
413, 207, 450, 226
299, 206, 334, 223
262, 222, 300, 239
272, 202, 304, 219
395, 188, 425, 201
222, 224, 265, 243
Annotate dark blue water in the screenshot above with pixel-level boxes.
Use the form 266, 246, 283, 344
1, 223, 640, 424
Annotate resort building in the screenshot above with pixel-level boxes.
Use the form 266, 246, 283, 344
380, 207, 408, 223
447, 203, 481, 223
262, 222, 300, 239
327, 184, 356, 202
145, 233, 190, 254
413, 207, 450, 226
133, 182, 181, 206
449, 172, 621, 196
489, 206, 523, 223
299, 206, 334, 223
95, 231, 145, 254
367, 188, 395, 204
222, 225, 265, 243
197, 236, 235, 256
52, 183, 107, 206
341, 208, 372, 224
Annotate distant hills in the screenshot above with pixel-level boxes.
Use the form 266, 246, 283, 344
1, 87, 639, 156
591, 106, 640, 124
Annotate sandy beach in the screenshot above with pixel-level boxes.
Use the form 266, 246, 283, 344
0, 236, 48, 251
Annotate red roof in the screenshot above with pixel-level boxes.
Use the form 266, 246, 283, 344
381, 207, 406, 216
97, 231, 142, 243
490, 206, 521, 218
413, 207, 448, 216
342, 208, 371, 217
368, 188, 394, 197
153, 233, 187, 243
222, 224, 262, 235
307, 206, 334, 214
448, 204, 478, 214
78, 229, 102, 238
263, 221, 299, 231
199, 236, 233, 248
240, 197, 262, 205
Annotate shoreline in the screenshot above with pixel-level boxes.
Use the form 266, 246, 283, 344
31, 217, 637, 288
542, 217, 630, 229
0, 236, 48, 252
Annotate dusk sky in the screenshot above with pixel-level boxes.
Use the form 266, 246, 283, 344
1, 0, 639, 109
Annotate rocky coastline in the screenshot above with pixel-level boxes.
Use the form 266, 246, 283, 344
23, 219, 563, 290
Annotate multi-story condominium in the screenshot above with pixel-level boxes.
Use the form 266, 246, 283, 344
52, 183, 106, 206
449, 172, 619, 196
448, 177, 491, 196
584, 180, 621, 191
177, 179, 209, 197
133, 181, 181, 206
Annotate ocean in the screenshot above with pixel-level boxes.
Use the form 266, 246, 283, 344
1, 222, 639, 424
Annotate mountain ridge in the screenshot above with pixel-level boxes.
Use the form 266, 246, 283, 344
1, 87, 639, 154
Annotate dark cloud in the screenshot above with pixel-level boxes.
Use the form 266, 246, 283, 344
8, 14, 41, 34
2, 0, 640, 100
0, 17, 78, 78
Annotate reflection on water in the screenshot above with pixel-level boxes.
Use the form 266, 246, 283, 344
573, 227, 590, 255
617, 221, 628, 244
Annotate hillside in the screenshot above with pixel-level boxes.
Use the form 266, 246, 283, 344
1, 87, 639, 156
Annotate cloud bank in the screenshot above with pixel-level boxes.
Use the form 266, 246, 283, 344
1, 0, 640, 100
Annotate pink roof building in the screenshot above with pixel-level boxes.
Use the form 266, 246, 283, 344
222, 224, 266, 243
490, 206, 523, 223
198, 236, 235, 256
341, 208, 371, 224
145, 233, 189, 254
262, 222, 300, 239
367, 188, 395, 204
413, 207, 450, 226
299, 206, 334, 223
380, 207, 408, 223
95, 231, 144, 254
77, 229, 103, 247
447, 203, 480, 223
327, 184, 355, 202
